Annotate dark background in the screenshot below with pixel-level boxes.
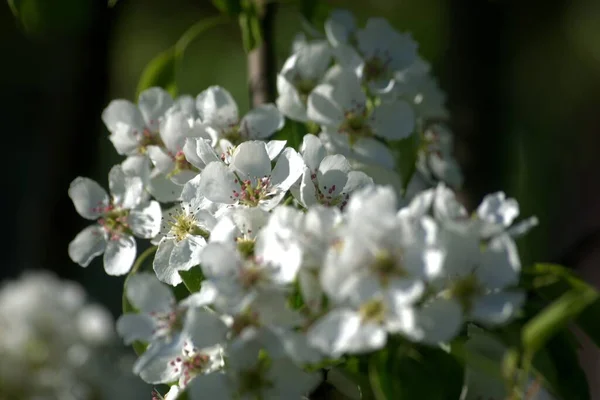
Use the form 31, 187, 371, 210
2, 0, 600, 392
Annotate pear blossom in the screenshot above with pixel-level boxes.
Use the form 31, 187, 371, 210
101, 87, 173, 156
68, 166, 161, 275
198, 141, 304, 210
196, 86, 284, 151
276, 40, 333, 122
307, 70, 415, 168
416, 124, 463, 188
188, 330, 320, 400
152, 194, 218, 286
293, 134, 373, 208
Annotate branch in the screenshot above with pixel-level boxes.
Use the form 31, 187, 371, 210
247, 0, 277, 107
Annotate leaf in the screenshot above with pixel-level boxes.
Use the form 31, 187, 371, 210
368, 344, 463, 400
271, 119, 307, 151
299, 0, 330, 30
526, 263, 600, 348
238, 9, 262, 53
212, 0, 241, 16
179, 266, 204, 293
7, 0, 90, 36
522, 288, 597, 355
137, 48, 178, 98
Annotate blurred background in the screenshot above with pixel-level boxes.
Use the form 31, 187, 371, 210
2, 0, 600, 356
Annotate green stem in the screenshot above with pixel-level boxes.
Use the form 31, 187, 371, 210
131, 245, 158, 274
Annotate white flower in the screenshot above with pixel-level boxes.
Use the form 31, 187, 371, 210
146, 109, 216, 185
307, 69, 415, 167
276, 40, 333, 122
188, 330, 321, 400
293, 134, 373, 208
196, 86, 284, 151
333, 18, 418, 94
324, 9, 356, 47
153, 194, 217, 286
198, 141, 304, 210
102, 87, 174, 156
68, 165, 161, 275
416, 124, 463, 188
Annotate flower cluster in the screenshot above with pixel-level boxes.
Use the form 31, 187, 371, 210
0, 271, 146, 399
67, 8, 538, 400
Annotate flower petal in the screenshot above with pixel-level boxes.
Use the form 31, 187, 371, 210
196, 86, 239, 129
69, 177, 110, 220
471, 291, 525, 326
266, 140, 287, 161
198, 162, 239, 205
231, 141, 272, 180
103, 235, 136, 276
159, 110, 192, 152
153, 239, 181, 286
276, 75, 308, 122
108, 165, 144, 209
116, 313, 156, 344
300, 134, 326, 172
129, 201, 162, 238
270, 147, 305, 191
169, 236, 207, 273
125, 271, 175, 313
317, 154, 351, 198
370, 100, 415, 140
68, 225, 107, 267
307, 308, 362, 358
184, 308, 228, 349
240, 104, 284, 139
101, 99, 145, 133
138, 87, 174, 132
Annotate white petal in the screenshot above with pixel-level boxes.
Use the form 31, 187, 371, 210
101, 99, 144, 133
138, 87, 174, 132
196, 86, 239, 129
306, 83, 345, 127
343, 170, 373, 194
307, 308, 361, 358
122, 155, 151, 185
331, 43, 363, 75
298, 168, 317, 208
147, 145, 175, 175
198, 162, 239, 205
471, 291, 525, 326
344, 322, 387, 354
370, 100, 415, 140
169, 236, 206, 272
240, 104, 284, 139
173, 94, 197, 117
68, 177, 109, 220
200, 243, 242, 280
103, 235, 136, 275
398, 298, 462, 344
108, 165, 144, 209
183, 138, 205, 170
68, 225, 107, 267
125, 271, 175, 313
295, 40, 333, 81
270, 147, 305, 192
188, 372, 231, 400
357, 18, 417, 72
276, 75, 308, 122
478, 234, 521, 289
170, 169, 197, 186
267, 357, 322, 398
476, 192, 520, 237
196, 137, 221, 165
159, 110, 192, 152
184, 308, 228, 349
149, 170, 183, 203
317, 154, 351, 198
265, 140, 287, 160
324, 9, 356, 46
153, 239, 181, 286
109, 125, 141, 155
300, 134, 326, 172
116, 313, 156, 344
231, 141, 272, 179
135, 340, 181, 384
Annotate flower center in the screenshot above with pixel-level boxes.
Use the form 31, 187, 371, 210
359, 299, 386, 324
293, 76, 316, 103
169, 343, 213, 387
168, 151, 200, 179
363, 55, 391, 82
96, 205, 131, 241
223, 126, 244, 146
239, 263, 266, 289
370, 250, 406, 286
150, 308, 185, 338
138, 128, 165, 154
339, 111, 373, 141
167, 209, 210, 242
236, 238, 256, 259
447, 274, 483, 313
231, 309, 260, 337
232, 177, 273, 207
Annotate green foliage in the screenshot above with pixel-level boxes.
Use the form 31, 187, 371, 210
271, 119, 308, 150
238, 7, 263, 53
179, 266, 204, 293
389, 133, 419, 192
137, 16, 229, 97
368, 343, 463, 400
212, 0, 242, 16
7, 0, 91, 36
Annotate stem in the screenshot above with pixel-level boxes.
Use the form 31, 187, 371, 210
247, 0, 277, 107
131, 245, 158, 274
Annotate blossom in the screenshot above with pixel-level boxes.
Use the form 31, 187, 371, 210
276, 40, 333, 122
196, 86, 284, 151
416, 124, 463, 188
307, 70, 415, 168
68, 165, 161, 275
198, 141, 304, 210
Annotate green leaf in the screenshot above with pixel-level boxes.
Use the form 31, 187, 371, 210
299, 0, 330, 30
179, 266, 204, 293
526, 263, 600, 348
7, 0, 91, 36
368, 344, 463, 400
137, 48, 178, 98
522, 288, 597, 355
212, 0, 241, 16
